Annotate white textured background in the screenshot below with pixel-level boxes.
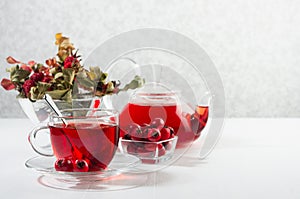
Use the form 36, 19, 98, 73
0, 0, 299, 118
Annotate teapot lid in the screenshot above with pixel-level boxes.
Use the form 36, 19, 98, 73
129, 82, 181, 106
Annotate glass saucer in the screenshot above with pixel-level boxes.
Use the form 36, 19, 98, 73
25, 153, 141, 182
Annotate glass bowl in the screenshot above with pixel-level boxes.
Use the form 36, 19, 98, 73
118, 136, 178, 164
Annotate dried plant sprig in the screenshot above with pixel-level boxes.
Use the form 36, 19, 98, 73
1, 33, 144, 102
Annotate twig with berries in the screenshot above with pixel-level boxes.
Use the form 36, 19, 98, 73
1, 33, 145, 102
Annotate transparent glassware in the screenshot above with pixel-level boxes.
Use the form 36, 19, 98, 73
84, 28, 225, 166
18, 93, 97, 124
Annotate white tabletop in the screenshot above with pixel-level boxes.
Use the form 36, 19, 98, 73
1, 118, 300, 199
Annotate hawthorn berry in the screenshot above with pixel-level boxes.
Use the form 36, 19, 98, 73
147, 128, 161, 142
30, 72, 44, 82
22, 79, 35, 97
73, 159, 89, 172
150, 118, 165, 130
54, 158, 73, 172
160, 127, 171, 141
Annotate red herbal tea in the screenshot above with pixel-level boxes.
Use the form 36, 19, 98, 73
49, 122, 119, 171
119, 103, 203, 147
29, 108, 119, 172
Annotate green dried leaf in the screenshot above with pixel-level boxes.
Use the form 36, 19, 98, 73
9, 66, 30, 83
29, 87, 39, 101
100, 72, 108, 82
61, 89, 72, 102
63, 68, 75, 85
106, 82, 114, 92
120, 75, 145, 92
54, 72, 64, 80
37, 82, 52, 93
46, 89, 70, 100
49, 67, 57, 75
75, 76, 95, 89
56, 83, 65, 90
88, 66, 102, 81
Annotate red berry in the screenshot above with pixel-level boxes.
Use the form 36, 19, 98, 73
54, 158, 73, 172
64, 56, 79, 69
126, 143, 138, 155
141, 125, 150, 139
160, 127, 171, 141
22, 79, 36, 97
42, 76, 53, 83
144, 143, 157, 151
123, 133, 131, 140
147, 128, 161, 142
163, 141, 173, 150
30, 72, 44, 82
168, 126, 175, 135
73, 159, 89, 172
126, 123, 141, 135
150, 118, 165, 130
136, 147, 155, 158
157, 144, 166, 157
126, 123, 143, 140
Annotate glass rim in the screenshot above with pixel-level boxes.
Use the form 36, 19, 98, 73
49, 108, 118, 119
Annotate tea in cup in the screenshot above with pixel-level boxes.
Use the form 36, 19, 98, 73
29, 108, 119, 172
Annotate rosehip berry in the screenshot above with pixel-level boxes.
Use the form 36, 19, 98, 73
64, 56, 79, 69
147, 128, 161, 142
144, 143, 157, 151
127, 143, 138, 155
160, 127, 171, 141
132, 133, 145, 141
157, 143, 166, 157
167, 126, 175, 135
126, 123, 141, 136
22, 79, 36, 97
150, 118, 165, 130
30, 72, 44, 82
123, 133, 131, 140
54, 158, 73, 172
163, 141, 173, 150
42, 76, 53, 83
74, 159, 89, 172
127, 123, 143, 140
137, 147, 155, 158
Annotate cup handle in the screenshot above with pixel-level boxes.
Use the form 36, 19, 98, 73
28, 125, 53, 157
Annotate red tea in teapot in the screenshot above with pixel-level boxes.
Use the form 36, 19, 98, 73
119, 102, 208, 148
119, 83, 210, 148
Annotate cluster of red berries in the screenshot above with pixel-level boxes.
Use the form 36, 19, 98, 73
22, 72, 53, 97
122, 118, 175, 159
54, 157, 90, 172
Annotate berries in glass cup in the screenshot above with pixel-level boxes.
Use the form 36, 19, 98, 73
119, 118, 178, 164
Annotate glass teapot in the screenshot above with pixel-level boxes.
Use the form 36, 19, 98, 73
84, 28, 225, 160
119, 82, 211, 148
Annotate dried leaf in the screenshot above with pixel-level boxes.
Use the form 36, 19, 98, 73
46, 89, 70, 100
54, 72, 64, 80
1, 78, 15, 90
10, 68, 31, 83
6, 56, 20, 64
120, 75, 145, 92
63, 68, 75, 85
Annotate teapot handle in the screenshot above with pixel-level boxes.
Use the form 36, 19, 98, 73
109, 57, 141, 76
102, 57, 142, 109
